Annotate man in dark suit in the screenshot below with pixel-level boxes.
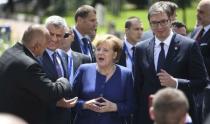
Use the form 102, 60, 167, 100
0, 25, 77, 124
118, 16, 143, 72
59, 26, 91, 124
39, 15, 72, 124
196, 0, 210, 121
60, 26, 91, 81
71, 5, 97, 62
133, 2, 209, 124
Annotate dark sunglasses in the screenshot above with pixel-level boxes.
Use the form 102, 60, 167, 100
63, 30, 73, 38
64, 32, 70, 38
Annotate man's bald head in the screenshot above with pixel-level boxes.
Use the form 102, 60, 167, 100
21, 24, 50, 56
0, 113, 28, 124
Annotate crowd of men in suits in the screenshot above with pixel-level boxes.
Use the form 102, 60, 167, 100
0, 0, 210, 124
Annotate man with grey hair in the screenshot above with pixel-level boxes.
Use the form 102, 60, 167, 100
149, 88, 189, 124
39, 15, 75, 124
71, 5, 97, 62
133, 1, 208, 124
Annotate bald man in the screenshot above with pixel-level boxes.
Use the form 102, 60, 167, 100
0, 113, 28, 124
196, 0, 210, 122
0, 24, 76, 124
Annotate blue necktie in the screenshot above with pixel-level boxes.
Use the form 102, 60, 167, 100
132, 46, 135, 72
82, 38, 89, 55
52, 52, 63, 77
157, 43, 165, 73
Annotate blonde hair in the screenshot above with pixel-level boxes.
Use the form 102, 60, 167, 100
93, 34, 123, 62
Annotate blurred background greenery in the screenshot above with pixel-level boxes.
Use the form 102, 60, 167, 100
0, 0, 200, 54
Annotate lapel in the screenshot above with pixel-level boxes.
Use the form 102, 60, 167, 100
57, 49, 69, 78
88, 40, 96, 62
71, 30, 82, 53
146, 37, 156, 74
72, 51, 80, 75
200, 28, 210, 43
41, 51, 58, 80
164, 34, 180, 70
118, 44, 127, 67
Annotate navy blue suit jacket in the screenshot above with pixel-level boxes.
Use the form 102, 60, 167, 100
71, 29, 96, 62
133, 33, 209, 124
118, 43, 127, 67
39, 50, 70, 124
198, 28, 210, 119
73, 63, 135, 124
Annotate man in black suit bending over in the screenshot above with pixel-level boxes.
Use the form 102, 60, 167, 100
0, 24, 77, 124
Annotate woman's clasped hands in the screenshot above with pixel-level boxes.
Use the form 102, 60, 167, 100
83, 97, 117, 113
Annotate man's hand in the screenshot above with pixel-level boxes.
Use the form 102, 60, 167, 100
157, 69, 177, 88
56, 97, 78, 108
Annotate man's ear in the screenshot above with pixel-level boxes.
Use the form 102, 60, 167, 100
149, 107, 155, 121
32, 42, 40, 54
125, 28, 129, 34
77, 17, 83, 23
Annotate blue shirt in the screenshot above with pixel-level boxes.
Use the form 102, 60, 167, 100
73, 63, 135, 124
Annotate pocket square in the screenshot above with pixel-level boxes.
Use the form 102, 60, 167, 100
200, 43, 207, 46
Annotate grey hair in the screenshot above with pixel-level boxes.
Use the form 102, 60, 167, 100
45, 15, 68, 29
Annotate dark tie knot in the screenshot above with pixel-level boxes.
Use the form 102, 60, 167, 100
82, 38, 89, 44
131, 46, 135, 51
52, 51, 58, 58
160, 42, 164, 48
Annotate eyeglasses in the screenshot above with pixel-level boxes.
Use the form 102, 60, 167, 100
63, 29, 73, 38
150, 19, 169, 28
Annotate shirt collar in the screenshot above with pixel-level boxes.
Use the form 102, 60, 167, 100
66, 48, 72, 57
155, 30, 174, 47
204, 24, 210, 33
124, 37, 135, 50
73, 26, 84, 40
46, 48, 55, 57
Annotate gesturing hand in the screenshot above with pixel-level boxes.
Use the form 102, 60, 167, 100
157, 69, 177, 88
56, 97, 78, 108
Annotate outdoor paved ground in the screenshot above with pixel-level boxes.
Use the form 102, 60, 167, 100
0, 18, 35, 43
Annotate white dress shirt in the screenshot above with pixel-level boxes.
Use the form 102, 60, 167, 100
154, 30, 178, 88
124, 39, 135, 71
46, 49, 64, 77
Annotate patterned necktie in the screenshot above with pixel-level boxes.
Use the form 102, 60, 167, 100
196, 28, 205, 43
82, 38, 89, 55
157, 43, 165, 73
52, 52, 63, 77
